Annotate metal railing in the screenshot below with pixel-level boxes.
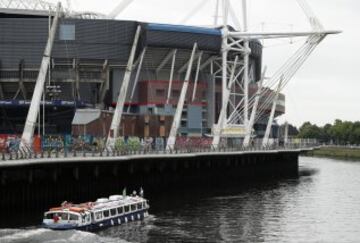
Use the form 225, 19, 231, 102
0, 141, 318, 162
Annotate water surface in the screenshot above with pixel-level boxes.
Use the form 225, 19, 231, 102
2, 156, 360, 242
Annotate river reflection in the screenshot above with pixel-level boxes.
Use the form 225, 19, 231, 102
2, 156, 360, 243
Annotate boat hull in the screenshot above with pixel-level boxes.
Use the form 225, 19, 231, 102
43, 209, 148, 231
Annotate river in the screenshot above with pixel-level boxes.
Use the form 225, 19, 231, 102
1, 156, 360, 242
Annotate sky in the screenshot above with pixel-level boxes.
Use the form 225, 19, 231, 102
54, 0, 359, 127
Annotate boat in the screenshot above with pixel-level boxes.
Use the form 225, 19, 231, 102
42, 189, 149, 231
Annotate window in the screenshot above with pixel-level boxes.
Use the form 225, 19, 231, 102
172, 90, 180, 97
202, 91, 207, 99
117, 207, 123, 215
95, 212, 102, 220
124, 205, 130, 213
103, 210, 110, 218
58, 213, 69, 220
137, 203, 143, 210
69, 214, 79, 221
110, 208, 117, 216
156, 89, 165, 97
59, 24, 75, 41
131, 204, 136, 211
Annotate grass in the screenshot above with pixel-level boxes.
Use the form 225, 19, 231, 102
307, 146, 360, 160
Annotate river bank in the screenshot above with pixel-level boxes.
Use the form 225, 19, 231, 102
307, 146, 360, 160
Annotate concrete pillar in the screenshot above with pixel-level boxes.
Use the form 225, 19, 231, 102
28, 170, 33, 184
73, 167, 79, 180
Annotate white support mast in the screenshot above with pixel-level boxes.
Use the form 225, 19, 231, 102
166, 49, 177, 104
262, 77, 283, 147
127, 47, 147, 112
106, 25, 141, 147
211, 0, 339, 149
284, 121, 289, 145
242, 0, 250, 138
166, 43, 198, 151
19, 3, 61, 150
192, 51, 203, 102
243, 67, 266, 147
212, 55, 239, 148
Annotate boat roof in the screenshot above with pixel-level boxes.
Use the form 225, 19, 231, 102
46, 195, 146, 213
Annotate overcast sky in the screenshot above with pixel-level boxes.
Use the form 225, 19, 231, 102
56, 0, 358, 127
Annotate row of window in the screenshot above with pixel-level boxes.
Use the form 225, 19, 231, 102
93, 202, 145, 221
155, 89, 207, 99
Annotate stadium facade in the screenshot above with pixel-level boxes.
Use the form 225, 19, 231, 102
0, 8, 284, 139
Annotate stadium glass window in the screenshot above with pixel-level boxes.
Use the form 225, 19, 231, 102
59, 24, 75, 41
172, 90, 180, 98
156, 89, 165, 97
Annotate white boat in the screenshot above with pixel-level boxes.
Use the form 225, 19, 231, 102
42, 190, 149, 231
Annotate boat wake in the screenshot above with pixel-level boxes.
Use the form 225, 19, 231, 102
0, 228, 126, 243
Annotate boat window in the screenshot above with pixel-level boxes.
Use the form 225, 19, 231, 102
103, 210, 110, 218
95, 212, 102, 220
131, 204, 136, 211
69, 214, 79, 221
58, 213, 69, 220
137, 203, 142, 210
117, 207, 123, 215
124, 205, 130, 213
110, 208, 117, 216
143, 202, 146, 208
45, 213, 54, 219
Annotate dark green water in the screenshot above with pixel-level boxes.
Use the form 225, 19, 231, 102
1, 156, 360, 242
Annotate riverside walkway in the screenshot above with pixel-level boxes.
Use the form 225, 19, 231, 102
0, 143, 316, 168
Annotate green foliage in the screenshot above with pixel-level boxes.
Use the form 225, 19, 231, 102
127, 137, 141, 151
115, 137, 126, 151
115, 137, 141, 151
311, 147, 360, 160
297, 120, 360, 145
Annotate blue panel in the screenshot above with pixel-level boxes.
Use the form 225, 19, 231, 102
187, 105, 203, 129
59, 24, 75, 41
147, 23, 221, 36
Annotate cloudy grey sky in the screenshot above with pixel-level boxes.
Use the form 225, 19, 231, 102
58, 0, 358, 127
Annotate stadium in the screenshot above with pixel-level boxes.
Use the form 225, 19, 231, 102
0, 0, 285, 149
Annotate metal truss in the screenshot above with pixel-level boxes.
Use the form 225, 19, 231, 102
0, 0, 106, 19
210, 0, 340, 148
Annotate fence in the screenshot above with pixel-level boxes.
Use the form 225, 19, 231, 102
0, 134, 319, 162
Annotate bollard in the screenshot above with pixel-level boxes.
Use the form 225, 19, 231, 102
56, 149, 59, 158
2, 153, 5, 161
48, 150, 51, 158
41, 151, 44, 158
